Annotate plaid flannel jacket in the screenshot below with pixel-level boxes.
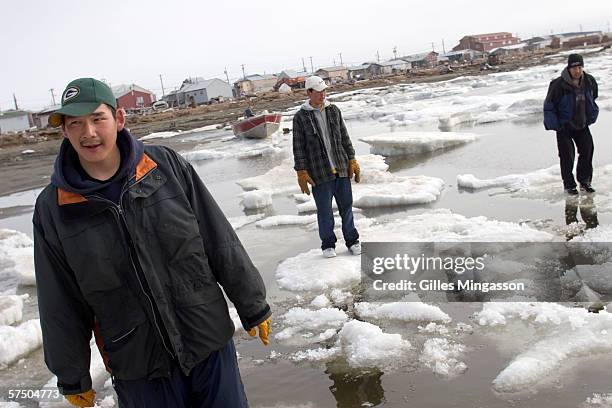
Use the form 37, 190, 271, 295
292, 104, 356, 185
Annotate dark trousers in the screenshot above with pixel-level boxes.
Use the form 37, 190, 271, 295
114, 340, 248, 408
556, 127, 594, 189
312, 176, 359, 250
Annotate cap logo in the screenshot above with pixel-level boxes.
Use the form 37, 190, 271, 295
63, 87, 80, 103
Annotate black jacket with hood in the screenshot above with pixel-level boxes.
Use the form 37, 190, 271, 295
33, 129, 271, 394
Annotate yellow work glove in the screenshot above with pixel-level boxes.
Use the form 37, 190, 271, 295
247, 317, 272, 346
297, 170, 315, 195
65, 389, 96, 407
348, 159, 361, 183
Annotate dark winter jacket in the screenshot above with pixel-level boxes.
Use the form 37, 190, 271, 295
33, 130, 270, 395
543, 69, 599, 131
292, 102, 356, 185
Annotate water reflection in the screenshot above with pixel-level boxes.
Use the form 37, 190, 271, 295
565, 195, 599, 240
326, 366, 385, 408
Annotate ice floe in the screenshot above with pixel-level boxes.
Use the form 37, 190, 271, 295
0, 229, 35, 286
0, 294, 26, 326
355, 302, 451, 323
240, 190, 272, 210
0, 319, 42, 368
360, 131, 478, 157
457, 164, 612, 212
276, 210, 553, 293
296, 168, 445, 212
228, 214, 266, 230
475, 302, 612, 392
255, 215, 317, 229
420, 338, 467, 377
291, 319, 411, 369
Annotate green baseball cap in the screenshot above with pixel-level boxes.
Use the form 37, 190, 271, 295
48, 78, 117, 127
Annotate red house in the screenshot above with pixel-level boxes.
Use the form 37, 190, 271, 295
112, 84, 156, 110
453, 32, 521, 52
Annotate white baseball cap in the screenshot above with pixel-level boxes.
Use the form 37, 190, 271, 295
305, 76, 328, 92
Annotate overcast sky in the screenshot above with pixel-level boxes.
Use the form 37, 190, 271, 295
2, 0, 612, 111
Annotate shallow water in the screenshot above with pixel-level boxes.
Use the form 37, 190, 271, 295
1, 100, 612, 407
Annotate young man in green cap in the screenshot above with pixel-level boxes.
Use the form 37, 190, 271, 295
34, 78, 272, 407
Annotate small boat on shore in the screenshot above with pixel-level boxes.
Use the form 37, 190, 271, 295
232, 113, 282, 139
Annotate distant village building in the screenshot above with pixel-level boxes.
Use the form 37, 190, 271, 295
112, 84, 156, 110
347, 63, 373, 80
453, 32, 521, 52
524, 31, 604, 50
234, 74, 278, 96
275, 70, 308, 90
438, 49, 483, 63
400, 51, 439, 69
179, 78, 233, 106
33, 105, 61, 129
315, 66, 348, 83
0, 110, 33, 133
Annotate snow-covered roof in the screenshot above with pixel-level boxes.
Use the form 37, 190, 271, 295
489, 43, 527, 53
37, 105, 61, 114
400, 52, 436, 62
179, 78, 228, 93
347, 64, 372, 71
112, 84, 154, 99
0, 110, 30, 119
317, 66, 347, 72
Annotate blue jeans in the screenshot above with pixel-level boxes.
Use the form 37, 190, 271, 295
312, 176, 359, 250
114, 340, 248, 408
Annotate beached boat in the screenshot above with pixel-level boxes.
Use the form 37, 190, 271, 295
232, 113, 282, 139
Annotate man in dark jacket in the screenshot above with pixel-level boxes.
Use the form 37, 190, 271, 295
34, 78, 271, 408
544, 53, 599, 195
292, 76, 361, 259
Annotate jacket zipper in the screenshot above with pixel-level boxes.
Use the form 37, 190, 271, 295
89, 179, 175, 358
111, 327, 135, 343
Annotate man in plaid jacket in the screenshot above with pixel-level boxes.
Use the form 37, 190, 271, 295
292, 76, 361, 258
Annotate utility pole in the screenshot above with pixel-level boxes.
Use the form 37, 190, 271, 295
49, 88, 56, 105
241, 64, 246, 80
302, 57, 307, 72
442, 39, 446, 54
224, 67, 230, 84
158, 74, 165, 97
338, 52, 343, 66
13, 94, 18, 110
309, 56, 314, 73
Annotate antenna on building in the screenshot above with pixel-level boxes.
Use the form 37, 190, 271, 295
49, 88, 56, 105
309, 56, 314, 73
431, 42, 435, 52
302, 58, 307, 72
376, 51, 380, 62
224, 67, 230, 84
13, 93, 18, 110
241, 64, 246, 80
442, 39, 446, 54
393, 46, 397, 59
338, 52, 343, 66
